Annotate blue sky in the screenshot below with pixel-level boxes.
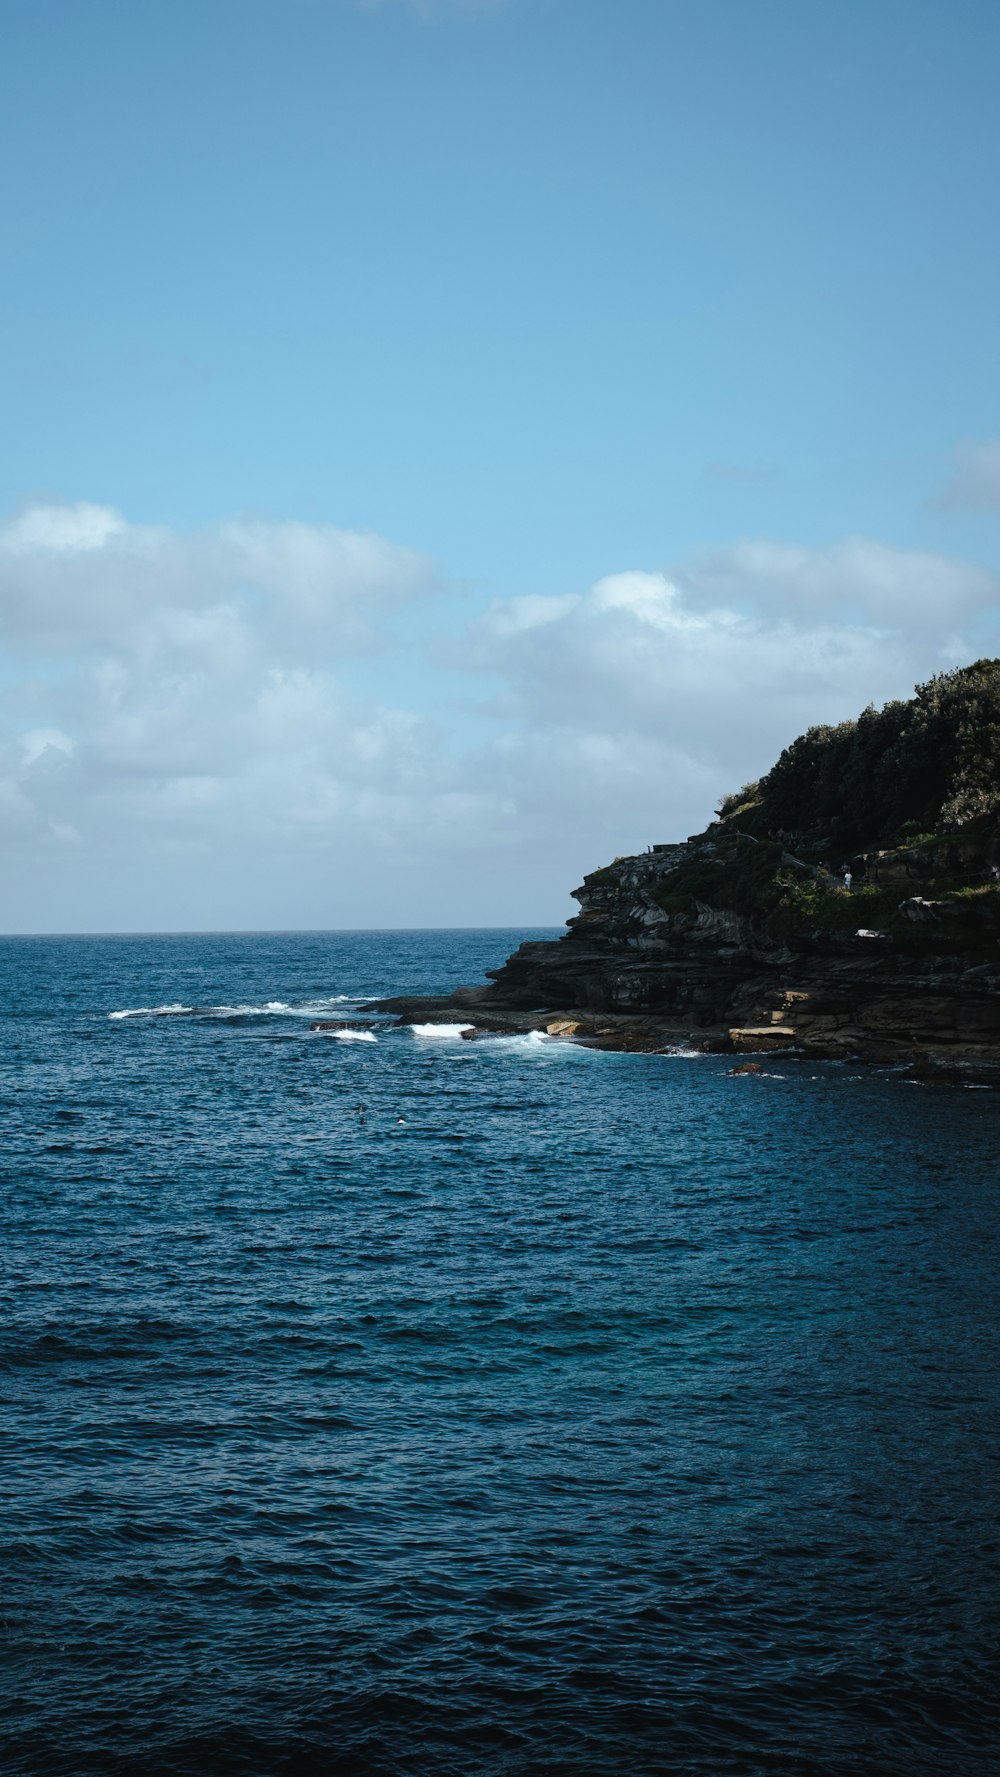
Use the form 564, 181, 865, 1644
2, 0, 1000, 929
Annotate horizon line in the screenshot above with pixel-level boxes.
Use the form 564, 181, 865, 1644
0, 923, 566, 939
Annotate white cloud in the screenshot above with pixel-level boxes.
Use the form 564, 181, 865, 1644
459, 544, 1000, 875
20, 728, 75, 765
677, 535, 997, 627
0, 502, 439, 656
935, 439, 1000, 512
1, 503, 998, 928
3, 502, 127, 553
470, 562, 936, 754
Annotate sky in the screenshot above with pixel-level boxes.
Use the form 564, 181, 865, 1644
2, 0, 1000, 931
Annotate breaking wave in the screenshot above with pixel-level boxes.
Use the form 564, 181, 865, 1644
108, 1003, 192, 1020
109, 994, 362, 1022
409, 1023, 474, 1039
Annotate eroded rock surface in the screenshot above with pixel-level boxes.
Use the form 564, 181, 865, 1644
370, 828, 1000, 1082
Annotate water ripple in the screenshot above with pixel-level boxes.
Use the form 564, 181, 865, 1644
1, 930, 998, 1775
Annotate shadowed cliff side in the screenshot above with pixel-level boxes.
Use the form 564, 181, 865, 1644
371, 662, 1000, 1082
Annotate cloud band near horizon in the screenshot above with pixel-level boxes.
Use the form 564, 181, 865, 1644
1, 501, 997, 930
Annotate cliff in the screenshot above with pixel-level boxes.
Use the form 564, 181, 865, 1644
373, 661, 1000, 1083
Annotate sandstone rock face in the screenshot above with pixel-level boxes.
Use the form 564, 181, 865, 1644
368, 828, 1000, 1081
369, 832, 1000, 1083
729, 1027, 797, 1051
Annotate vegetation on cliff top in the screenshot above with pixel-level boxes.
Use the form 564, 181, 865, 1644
717, 658, 1000, 852
650, 661, 1000, 952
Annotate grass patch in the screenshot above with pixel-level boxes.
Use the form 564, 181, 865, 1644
769, 881, 907, 939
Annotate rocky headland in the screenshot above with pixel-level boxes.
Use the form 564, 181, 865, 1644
371, 662, 1000, 1083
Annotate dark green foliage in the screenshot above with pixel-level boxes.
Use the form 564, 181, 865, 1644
653, 662, 1000, 950
750, 660, 1000, 852
652, 838, 787, 919
772, 880, 909, 935
586, 661, 1000, 954
716, 780, 761, 819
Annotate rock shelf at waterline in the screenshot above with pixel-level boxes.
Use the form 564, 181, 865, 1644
367, 662, 1000, 1085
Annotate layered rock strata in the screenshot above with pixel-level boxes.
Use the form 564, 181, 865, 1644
371, 832, 1000, 1083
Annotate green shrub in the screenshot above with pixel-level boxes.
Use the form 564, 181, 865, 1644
714, 660, 1000, 856
651, 838, 786, 920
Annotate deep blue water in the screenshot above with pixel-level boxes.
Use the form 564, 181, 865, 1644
2, 929, 999, 1776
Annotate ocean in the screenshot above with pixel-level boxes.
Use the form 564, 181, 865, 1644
2, 929, 998, 1776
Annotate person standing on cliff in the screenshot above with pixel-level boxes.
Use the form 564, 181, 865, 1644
843, 868, 853, 891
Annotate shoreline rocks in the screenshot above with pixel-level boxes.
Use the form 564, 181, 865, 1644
365, 829, 1000, 1085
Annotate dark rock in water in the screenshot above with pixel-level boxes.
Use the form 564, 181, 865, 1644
728, 1061, 763, 1076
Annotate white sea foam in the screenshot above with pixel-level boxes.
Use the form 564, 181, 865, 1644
108, 1003, 192, 1020
409, 1023, 473, 1039
205, 1002, 295, 1016
111, 995, 363, 1022
205, 998, 364, 1018
329, 1028, 377, 1042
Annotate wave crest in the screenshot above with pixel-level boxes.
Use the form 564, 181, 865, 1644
108, 1004, 191, 1020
